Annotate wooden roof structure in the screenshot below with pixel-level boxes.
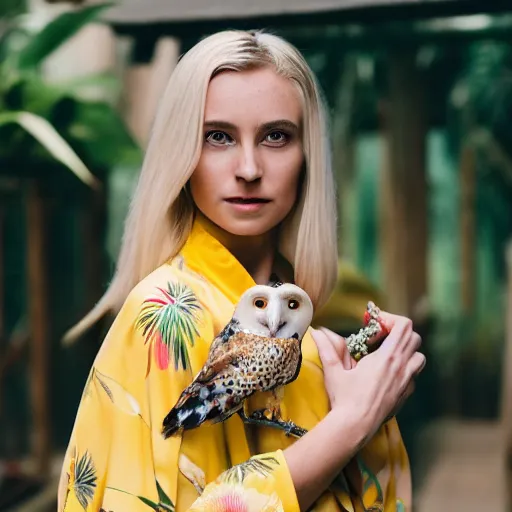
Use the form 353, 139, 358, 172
98, 0, 512, 61
102, 0, 503, 27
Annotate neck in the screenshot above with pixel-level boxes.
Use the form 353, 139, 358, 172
197, 212, 277, 285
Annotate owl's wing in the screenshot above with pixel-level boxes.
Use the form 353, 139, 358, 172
195, 331, 260, 384
207, 317, 241, 361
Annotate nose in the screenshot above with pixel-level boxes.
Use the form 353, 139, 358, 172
235, 144, 262, 182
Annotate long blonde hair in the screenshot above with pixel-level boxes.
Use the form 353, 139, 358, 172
64, 29, 338, 343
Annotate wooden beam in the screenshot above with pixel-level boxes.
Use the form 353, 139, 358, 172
379, 48, 428, 317
26, 181, 51, 476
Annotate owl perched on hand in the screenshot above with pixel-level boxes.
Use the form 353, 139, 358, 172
162, 283, 314, 439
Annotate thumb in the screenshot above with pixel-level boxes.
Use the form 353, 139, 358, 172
312, 328, 343, 372
317, 327, 354, 369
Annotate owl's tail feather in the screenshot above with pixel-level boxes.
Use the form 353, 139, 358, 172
161, 384, 214, 439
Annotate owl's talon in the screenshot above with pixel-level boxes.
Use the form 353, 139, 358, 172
238, 409, 307, 439
250, 410, 266, 421
284, 421, 308, 438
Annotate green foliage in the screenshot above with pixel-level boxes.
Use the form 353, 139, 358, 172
16, 4, 113, 70
0, 0, 25, 18
0, 3, 141, 186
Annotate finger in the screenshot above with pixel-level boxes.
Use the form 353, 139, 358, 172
406, 351, 426, 379
318, 327, 354, 369
404, 332, 422, 358
311, 328, 343, 372
379, 316, 413, 354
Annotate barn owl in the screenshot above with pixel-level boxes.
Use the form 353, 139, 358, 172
162, 283, 314, 439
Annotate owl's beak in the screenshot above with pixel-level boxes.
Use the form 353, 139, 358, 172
267, 311, 286, 337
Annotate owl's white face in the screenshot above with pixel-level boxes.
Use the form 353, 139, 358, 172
233, 284, 313, 339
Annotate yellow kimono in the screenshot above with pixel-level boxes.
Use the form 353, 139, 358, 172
58, 219, 411, 512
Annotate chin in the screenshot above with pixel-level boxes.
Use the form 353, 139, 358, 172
221, 218, 279, 237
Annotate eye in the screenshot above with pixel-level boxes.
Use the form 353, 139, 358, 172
205, 130, 235, 146
263, 130, 289, 146
288, 299, 300, 310
254, 298, 268, 309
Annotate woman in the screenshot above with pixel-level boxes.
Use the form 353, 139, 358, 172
59, 30, 425, 512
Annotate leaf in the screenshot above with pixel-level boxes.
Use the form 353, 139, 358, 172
137, 496, 160, 510
0, 111, 99, 187
73, 450, 97, 509
57, 71, 122, 102
17, 3, 114, 70
135, 282, 202, 371
67, 101, 141, 168
358, 456, 383, 504
178, 454, 206, 495
107, 482, 175, 511
156, 480, 174, 507
94, 369, 148, 426
222, 456, 279, 484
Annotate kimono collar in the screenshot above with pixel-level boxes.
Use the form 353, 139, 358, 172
180, 218, 258, 303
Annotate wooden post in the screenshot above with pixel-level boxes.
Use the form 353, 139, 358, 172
121, 36, 180, 147
0, 202, 4, 339
460, 144, 476, 314
379, 49, 428, 317
502, 240, 512, 511
26, 181, 51, 475
331, 54, 357, 260
82, 189, 105, 312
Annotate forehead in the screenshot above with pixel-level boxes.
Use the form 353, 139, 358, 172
205, 67, 302, 124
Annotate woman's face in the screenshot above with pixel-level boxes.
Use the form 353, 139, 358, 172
190, 66, 304, 238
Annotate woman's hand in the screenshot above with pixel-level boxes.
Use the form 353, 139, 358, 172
311, 312, 425, 439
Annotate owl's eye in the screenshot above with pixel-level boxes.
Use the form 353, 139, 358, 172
288, 299, 300, 310
254, 298, 268, 309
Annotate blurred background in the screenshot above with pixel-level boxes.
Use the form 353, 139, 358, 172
0, 0, 511, 510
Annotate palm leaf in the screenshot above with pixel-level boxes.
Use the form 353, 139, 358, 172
16, 3, 113, 70
0, 111, 99, 187
222, 456, 279, 484
358, 456, 383, 504
136, 282, 201, 371
93, 368, 149, 427
107, 480, 175, 511
73, 451, 97, 509
156, 480, 174, 508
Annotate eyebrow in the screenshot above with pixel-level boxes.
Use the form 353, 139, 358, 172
203, 119, 300, 133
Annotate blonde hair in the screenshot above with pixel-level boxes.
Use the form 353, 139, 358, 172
64, 29, 338, 343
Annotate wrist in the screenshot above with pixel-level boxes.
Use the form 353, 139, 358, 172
326, 404, 374, 450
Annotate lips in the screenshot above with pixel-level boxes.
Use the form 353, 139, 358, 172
225, 197, 271, 204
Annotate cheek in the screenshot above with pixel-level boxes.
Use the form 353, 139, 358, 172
268, 148, 303, 205
189, 154, 223, 205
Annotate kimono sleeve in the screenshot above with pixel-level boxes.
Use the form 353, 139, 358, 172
58, 275, 300, 512
187, 450, 299, 512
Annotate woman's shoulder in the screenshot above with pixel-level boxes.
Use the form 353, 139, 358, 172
126, 255, 210, 307
99, 255, 219, 373
120, 254, 227, 337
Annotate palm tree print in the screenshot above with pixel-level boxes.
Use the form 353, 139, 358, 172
107, 479, 175, 511
63, 450, 97, 511
221, 455, 279, 484
136, 281, 201, 371
358, 456, 384, 512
